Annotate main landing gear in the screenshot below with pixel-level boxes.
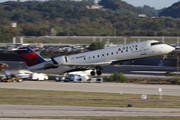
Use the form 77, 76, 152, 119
162, 55, 166, 63
90, 67, 103, 76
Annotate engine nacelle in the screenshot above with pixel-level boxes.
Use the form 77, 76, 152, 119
51, 56, 68, 66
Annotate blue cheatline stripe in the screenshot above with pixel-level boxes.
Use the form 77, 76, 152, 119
37, 55, 46, 62
37, 56, 45, 64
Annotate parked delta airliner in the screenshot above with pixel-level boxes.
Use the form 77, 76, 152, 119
15, 40, 175, 76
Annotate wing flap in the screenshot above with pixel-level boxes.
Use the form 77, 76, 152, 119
63, 62, 111, 69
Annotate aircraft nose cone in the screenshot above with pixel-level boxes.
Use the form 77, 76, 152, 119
170, 46, 175, 52
163, 45, 175, 54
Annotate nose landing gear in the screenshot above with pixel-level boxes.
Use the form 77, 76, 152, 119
162, 55, 166, 63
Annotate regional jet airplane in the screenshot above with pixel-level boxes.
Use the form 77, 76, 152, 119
15, 40, 175, 76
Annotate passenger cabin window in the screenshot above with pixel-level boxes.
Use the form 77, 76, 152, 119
151, 42, 163, 46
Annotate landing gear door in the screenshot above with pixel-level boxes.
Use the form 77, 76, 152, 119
140, 45, 146, 55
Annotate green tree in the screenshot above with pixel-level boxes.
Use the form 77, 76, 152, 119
51, 24, 63, 35
113, 72, 119, 82
88, 42, 105, 51
107, 72, 128, 82
118, 72, 128, 82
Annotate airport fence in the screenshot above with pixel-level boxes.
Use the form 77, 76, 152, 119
23, 36, 180, 45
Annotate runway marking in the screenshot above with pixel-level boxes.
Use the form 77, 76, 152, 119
131, 71, 180, 74
131, 71, 168, 74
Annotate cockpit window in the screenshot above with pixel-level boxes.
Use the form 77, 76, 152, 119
151, 42, 163, 46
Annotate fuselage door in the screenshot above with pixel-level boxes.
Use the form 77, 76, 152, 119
65, 56, 68, 63
140, 45, 146, 55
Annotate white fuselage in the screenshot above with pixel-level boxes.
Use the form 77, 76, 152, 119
29, 40, 175, 74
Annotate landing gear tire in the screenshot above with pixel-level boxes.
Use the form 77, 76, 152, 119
96, 71, 102, 76
162, 59, 165, 63
90, 71, 96, 76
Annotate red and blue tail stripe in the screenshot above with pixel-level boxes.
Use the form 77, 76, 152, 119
15, 47, 45, 67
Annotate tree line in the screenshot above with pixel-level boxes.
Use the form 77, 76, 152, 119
1, 0, 180, 42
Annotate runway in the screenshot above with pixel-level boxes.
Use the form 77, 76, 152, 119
0, 105, 180, 117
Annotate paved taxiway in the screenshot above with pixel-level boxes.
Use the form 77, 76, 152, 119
0, 105, 180, 117
0, 81, 180, 96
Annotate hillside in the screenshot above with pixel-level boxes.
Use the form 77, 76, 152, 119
0, 0, 147, 39
99, 0, 147, 16
1, 0, 180, 42
159, 1, 180, 18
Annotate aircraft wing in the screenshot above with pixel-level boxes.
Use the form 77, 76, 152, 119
36, 61, 111, 70
63, 62, 111, 69
51, 56, 111, 70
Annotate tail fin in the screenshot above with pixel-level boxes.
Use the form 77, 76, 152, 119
15, 47, 46, 67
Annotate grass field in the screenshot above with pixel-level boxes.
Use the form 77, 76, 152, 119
0, 88, 180, 108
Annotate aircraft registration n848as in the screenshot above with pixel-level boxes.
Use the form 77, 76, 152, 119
15, 40, 175, 76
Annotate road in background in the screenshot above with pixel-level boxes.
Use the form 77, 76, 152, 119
24, 36, 180, 45
104, 65, 177, 75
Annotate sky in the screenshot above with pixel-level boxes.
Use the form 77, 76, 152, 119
122, 0, 180, 9
0, 0, 179, 9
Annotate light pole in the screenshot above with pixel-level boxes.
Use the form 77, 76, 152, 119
11, 22, 17, 43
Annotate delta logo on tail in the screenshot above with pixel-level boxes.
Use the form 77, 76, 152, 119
15, 47, 45, 67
